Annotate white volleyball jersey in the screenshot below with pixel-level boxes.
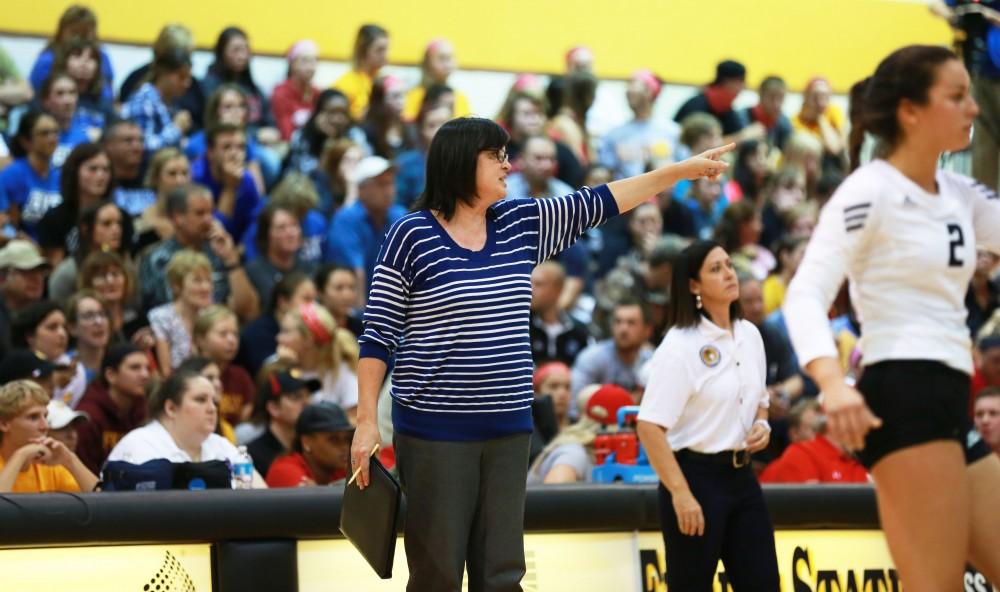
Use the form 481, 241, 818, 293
784, 159, 1000, 375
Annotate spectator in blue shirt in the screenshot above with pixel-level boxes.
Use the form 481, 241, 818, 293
53, 37, 114, 128
741, 76, 793, 151
121, 48, 193, 160
103, 118, 156, 218
324, 156, 406, 303
38, 72, 93, 167
506, 135, 591, 309
185, 84, 267, 193
0, 110, 62, 239
190, 123, 262, 243
599, 69, 684, 180
394, 102, 452, 210
28, 5, 114, 104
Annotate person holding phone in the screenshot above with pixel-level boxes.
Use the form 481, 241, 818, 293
350, 116, 733, 591
637, 241, 778, 591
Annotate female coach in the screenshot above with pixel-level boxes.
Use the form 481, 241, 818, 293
784, 45, 1000, 591
637, 240, 779, 591
350, 116, 732, 591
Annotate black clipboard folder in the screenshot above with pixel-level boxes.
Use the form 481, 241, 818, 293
339, 456, 403, 579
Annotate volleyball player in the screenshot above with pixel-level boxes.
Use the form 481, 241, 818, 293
784, 45, 1000, 591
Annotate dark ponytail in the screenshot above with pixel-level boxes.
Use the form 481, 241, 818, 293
847, 77, 871, 173
851, 45, 958, 171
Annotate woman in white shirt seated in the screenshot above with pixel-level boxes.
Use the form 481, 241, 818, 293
637, 240, 778, 591
107, 370, 266, 487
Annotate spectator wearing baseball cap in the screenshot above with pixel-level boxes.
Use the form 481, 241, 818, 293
674, 59, 759, 144
265, 401, 353, 487
324, 155, 406, 302
46, 399, 89, 453
0, 240, 50, 353
0, 349, 58, 394
74, 344, 152, 473
247, 368, 315, 476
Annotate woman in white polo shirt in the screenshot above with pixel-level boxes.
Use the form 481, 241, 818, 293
107, 370, 265, 487
637, 240, 778, 591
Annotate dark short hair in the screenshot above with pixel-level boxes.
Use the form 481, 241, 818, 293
11, 301, 63, 348
667, 240, 743, 329
101, 116, 141, 142
40, 70, 75, 101
613, 297, 653, 326
977, 386, 1000, 403
206, 122, 245, 149
759, 75, 786, 93
713, 59, 746, 84
152, 46, 191, 78
315, 263, 355, 295
413, 117, 509, 220
269, 270, 312, 316
176, 355, 213, 376
10, 109, 56, 159
165, 183, 212, 217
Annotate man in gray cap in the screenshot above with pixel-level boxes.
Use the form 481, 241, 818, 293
0, 240, 50, 354
324, 156, 407, 306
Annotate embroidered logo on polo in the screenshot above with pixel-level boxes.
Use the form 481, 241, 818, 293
699, 345, 721, 367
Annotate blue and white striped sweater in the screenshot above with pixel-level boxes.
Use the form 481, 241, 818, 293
359, 185, 618, 440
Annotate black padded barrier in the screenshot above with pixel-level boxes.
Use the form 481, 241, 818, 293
0, 484, 880, 549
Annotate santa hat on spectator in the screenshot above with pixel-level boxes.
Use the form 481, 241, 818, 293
578, 384, 635, 426
632, 69, 662, 101
287, 39, 318, 63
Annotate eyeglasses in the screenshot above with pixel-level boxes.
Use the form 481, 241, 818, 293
92, 269, 124, 283
78, 311, 108, 324
483, 148, 509, 164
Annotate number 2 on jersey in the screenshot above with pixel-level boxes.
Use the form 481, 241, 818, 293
947, 223, 964, 267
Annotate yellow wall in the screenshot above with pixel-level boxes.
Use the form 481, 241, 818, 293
3, 0, 952, 91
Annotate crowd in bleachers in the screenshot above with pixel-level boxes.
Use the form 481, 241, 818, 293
1, 5, 999, 494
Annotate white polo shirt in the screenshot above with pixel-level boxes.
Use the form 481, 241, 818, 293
107, 420, 241, 465
638, 317, 768, 453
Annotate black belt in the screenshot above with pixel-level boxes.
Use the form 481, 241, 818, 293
675, 448, 751, 468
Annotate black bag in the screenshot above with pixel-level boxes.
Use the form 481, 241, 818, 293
171, 460, 233, 490
102, 459, 175, 491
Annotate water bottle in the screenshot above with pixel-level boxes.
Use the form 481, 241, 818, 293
233, 446, 254, 490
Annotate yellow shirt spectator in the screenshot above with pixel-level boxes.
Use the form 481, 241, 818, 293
792, 103, 845, 136
403, 86, 471, 122
762, 274, 787, 316
333, 70, 374, 120
0, 455, 80, 493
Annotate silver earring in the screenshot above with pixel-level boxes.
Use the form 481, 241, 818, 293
695, 294, 702, 309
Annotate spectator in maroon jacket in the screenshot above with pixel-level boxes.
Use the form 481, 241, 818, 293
74, 344, 151, 473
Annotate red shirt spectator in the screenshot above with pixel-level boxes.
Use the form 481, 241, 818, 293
271, 40, 319, 141
759, 435, 868, 484
266, 451, 346, 487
